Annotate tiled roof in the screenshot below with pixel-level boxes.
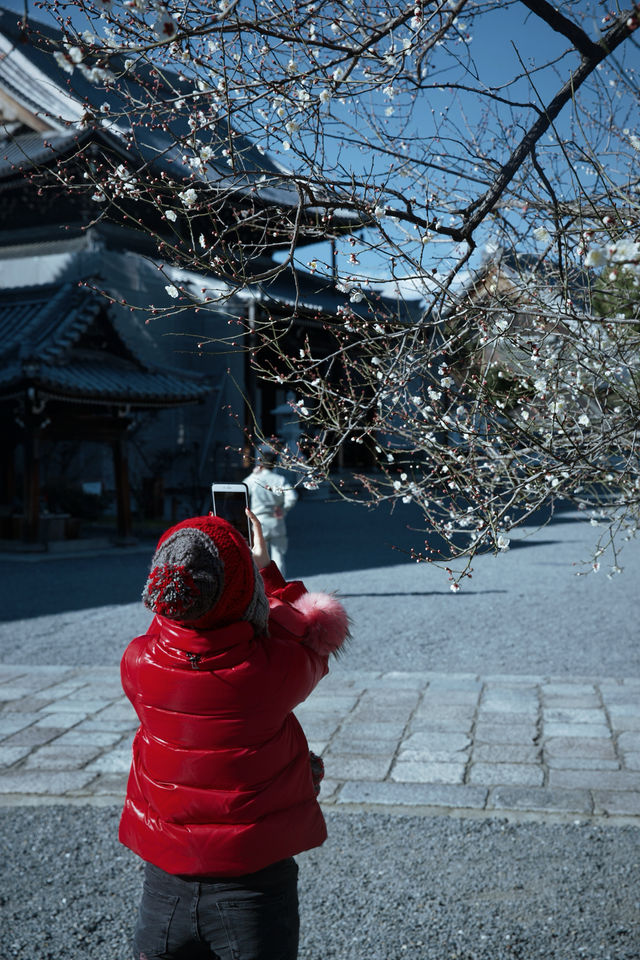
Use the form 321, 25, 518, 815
0, 8, 363, 229
0, 282, 101, 361
22, 360, 208, 404
0, 130, 80, 181
0, 280, 212, 405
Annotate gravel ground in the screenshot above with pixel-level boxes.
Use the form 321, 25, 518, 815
2, 503, 639, 677
3, 501, 639, 960
1, 805, 638, 960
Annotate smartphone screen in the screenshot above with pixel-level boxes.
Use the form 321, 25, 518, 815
211, 487, 251, 544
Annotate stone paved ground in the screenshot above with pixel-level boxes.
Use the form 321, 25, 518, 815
2, 503, 640, 959
1, 663, 639, 822
2, 500, 640, 823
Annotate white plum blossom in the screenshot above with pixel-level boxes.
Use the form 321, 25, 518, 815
336, 279, 356, 295
179, 188, 198, 206
40, 0, 640, 588
609, 239, 640, 262
79, 64, 114, 84
53, 51, 75, 74
66, 45, 84, 64
584, 248, 606, 267
113, 164, 136, 192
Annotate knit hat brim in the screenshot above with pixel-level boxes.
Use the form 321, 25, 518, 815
142, 516, 269, 632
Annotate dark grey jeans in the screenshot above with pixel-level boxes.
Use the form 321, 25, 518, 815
133, 858, 299, 960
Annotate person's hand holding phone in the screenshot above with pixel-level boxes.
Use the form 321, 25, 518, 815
246, 508, 270, 569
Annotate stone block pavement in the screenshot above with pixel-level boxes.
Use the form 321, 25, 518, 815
1, 663, 639, 823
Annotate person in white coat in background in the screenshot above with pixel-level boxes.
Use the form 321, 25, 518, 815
244, 444, 298, 577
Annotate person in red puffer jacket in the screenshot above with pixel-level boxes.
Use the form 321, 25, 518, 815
119, 508, 349, 960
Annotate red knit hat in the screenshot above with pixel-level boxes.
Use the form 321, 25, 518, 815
142, 515, 268, 631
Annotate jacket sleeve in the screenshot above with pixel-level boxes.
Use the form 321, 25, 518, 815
261, 563, 350, 661
260, 561, 306, 604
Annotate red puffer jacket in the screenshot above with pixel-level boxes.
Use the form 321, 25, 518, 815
119, 562, 349, 877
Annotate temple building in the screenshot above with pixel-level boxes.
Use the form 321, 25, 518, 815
0, 6, 378, 544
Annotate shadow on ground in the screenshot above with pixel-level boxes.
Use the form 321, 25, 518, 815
0, 496, 577, 621
286, 495, 577, 577
339, 590, 508, 598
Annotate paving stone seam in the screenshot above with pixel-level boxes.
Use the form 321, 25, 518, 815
387, 681, 423, 780
2, 668, 640, 820
600, 685, 625, 769
320, 685, 364, 762
598, 682, 611, 766
462, 681, 481, 786
534, 684, 546, 788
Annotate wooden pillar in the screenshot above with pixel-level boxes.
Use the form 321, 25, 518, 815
23, 415, 41, 544
112, 432, 133, 543
1, 433, 17, 511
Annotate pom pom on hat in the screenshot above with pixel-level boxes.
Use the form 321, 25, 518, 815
142, 516, 268, 632
145, 563, 201, 620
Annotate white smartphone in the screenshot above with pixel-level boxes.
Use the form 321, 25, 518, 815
211, 482, 251, 545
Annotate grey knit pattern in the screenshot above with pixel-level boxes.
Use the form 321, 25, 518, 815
243, 559, 270, 634
143, 528, 224, 622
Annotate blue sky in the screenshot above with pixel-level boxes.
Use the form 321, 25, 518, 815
1, 1, 631, 294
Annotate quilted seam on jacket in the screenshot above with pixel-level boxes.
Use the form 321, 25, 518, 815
118, 563, 346, 877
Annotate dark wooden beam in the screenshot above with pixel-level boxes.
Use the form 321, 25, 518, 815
112, 432, 134, 544
22, 413, 41, 544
